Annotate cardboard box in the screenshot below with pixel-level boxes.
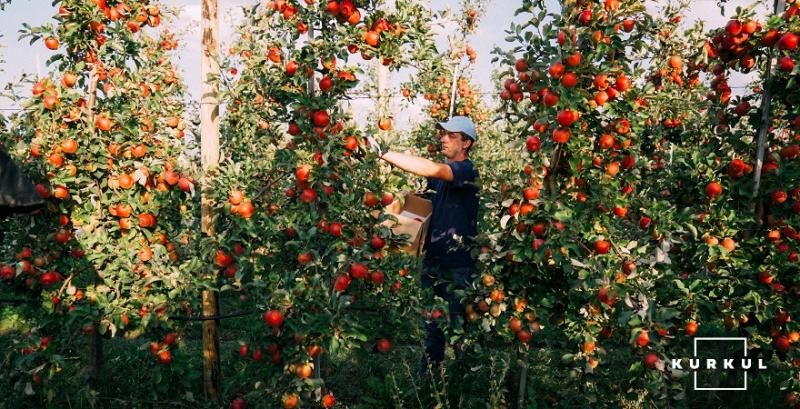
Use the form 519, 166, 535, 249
384, 193, 432, 256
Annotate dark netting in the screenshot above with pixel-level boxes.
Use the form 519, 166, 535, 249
0, 147, 45, 217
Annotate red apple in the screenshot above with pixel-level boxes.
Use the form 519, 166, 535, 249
263, 310, 284, 327
643, 352, 659, 368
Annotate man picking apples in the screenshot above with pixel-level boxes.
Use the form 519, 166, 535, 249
368, 116, 480, 379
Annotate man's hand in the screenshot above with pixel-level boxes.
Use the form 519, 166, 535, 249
365, 135, 384, 158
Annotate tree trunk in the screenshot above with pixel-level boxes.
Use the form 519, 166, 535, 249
516, 348, 529, 409
86, 324, 103, 387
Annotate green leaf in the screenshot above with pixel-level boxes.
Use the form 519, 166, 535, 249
674, 279, 688, 295
561, 353, 574, 364
553, 208, 573, 221
329, 335, 340, 355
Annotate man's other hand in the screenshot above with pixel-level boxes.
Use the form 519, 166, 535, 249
365, 135, 384, 157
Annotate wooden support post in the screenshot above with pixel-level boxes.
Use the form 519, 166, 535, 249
308, 27, 316, 95
375, 0, 393, 125
377, 60, 389, 114
751, 0, 786, 214
201, 0, 221, 402
448, 61, 460, 119
84, 67, 103, 388
306, 26, 324, 400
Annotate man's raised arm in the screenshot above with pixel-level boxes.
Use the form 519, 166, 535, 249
379, 151, 454, 182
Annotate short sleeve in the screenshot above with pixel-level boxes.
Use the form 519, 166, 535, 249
420, 176, 436, 200
447, 160, 477, 187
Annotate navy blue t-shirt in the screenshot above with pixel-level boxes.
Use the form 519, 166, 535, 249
422, 159, 479, 270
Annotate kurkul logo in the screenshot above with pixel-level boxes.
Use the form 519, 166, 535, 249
668, 337, 768, 391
